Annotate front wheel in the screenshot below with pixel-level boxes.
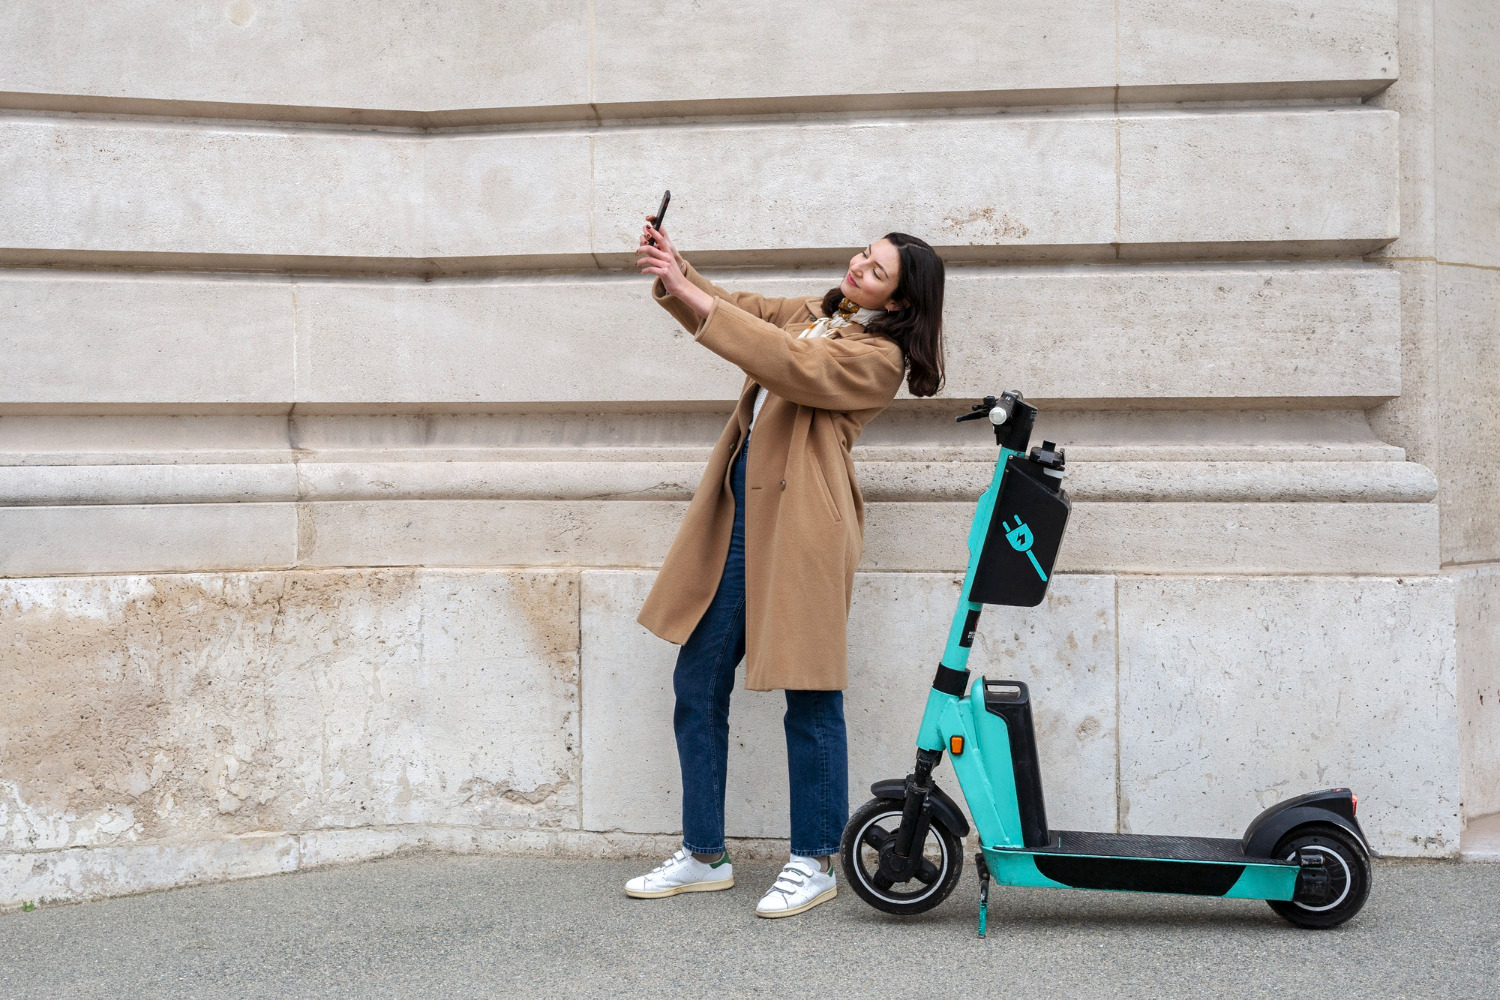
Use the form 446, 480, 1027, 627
1266, 823, 1371, 929
841, 797, 964, 915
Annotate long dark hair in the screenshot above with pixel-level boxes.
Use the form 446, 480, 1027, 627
820, 233, 945, 397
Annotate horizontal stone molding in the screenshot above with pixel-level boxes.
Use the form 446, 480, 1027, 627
0, 499, 1438, 578
1, 109, 1399, 267
0, 1, 1398, 126
0, 263, 1402, 405
0, 460, 1439, 506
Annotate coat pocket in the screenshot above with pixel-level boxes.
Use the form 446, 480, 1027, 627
810, 455, 843, 523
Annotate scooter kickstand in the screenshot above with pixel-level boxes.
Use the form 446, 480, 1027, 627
976, 852, 990, 939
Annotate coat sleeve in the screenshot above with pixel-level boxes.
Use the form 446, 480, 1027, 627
653, 262, 811, 332
693, 298, 905, 411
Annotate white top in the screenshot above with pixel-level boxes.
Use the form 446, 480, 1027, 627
749, 304, 883, 431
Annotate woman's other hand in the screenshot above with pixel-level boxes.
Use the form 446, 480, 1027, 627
637, 226, 713, 319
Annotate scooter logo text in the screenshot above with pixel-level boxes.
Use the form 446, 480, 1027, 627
1002, 515, 1048, 582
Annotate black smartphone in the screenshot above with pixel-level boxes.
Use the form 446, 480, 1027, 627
648, 189, 670, 244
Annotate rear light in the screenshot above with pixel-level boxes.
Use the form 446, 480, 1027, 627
1352, 793, 1358, 815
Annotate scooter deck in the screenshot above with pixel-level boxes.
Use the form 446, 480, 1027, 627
1034, 830, 1288, 864
984, 830, 1298, 900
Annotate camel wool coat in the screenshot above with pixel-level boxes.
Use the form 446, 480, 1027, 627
636, 263, 906, 691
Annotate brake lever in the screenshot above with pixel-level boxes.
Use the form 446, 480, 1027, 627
955, 396, 998, 423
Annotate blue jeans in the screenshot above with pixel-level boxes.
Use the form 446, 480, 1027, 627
673, 432, 849, 857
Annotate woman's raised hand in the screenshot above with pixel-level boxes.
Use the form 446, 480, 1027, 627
640, 217, 684, 269
637, 218, 713, 319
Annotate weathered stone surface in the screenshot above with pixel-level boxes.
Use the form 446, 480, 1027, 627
579, 570, 1117, 838
1117, 576, 1459, 855
0, 833, 298, 909
0, 570, 580, 854
0, 459, 1435, 506
2, 1, 1401, 124
2, 111, 1399, 266
1119, 109, 1399, 251
869, 502, 1441, 577
1436, 266, 1500, 564
1454, 565, 1500, 820
0, 503, 296, 578
0, 120, 594, 261
592, 0, 1115, 106
0, 1, 593, 119
1118, 0, 1398, 96
0, 497, 1439, 579
0, 274, 294, 404
0, 264, 1399, 404
1435, 2, 1500, 268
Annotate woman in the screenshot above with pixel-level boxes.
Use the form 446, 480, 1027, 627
626, 220, 946, 918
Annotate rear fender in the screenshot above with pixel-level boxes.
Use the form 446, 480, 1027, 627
1241, 788, 1378, 859
871, 778, 971, 838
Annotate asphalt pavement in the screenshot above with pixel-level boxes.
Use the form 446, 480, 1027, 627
1, 854, 1495, 999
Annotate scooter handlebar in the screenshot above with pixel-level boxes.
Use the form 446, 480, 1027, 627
955, 394, 1016, 426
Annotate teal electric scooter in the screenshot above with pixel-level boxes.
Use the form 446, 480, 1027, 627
841, 392, 1374, 931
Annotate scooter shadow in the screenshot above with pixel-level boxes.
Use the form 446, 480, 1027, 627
844, 887, 1296, 934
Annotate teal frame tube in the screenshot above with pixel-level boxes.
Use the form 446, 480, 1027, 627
916, 445, 1018, 757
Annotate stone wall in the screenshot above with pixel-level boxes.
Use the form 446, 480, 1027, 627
1, 0, 1494, 907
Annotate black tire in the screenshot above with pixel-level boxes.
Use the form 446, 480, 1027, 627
1266, 823, 1371, 929
840, 797, 964, 915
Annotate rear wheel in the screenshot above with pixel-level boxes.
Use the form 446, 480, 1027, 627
840, 797, 964, 915
1266, 823, 1371, 929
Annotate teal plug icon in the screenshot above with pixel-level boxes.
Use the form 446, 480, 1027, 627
1002, 515, 1048, 582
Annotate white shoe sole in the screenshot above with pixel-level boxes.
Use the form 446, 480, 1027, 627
755, 884, 837, 918
624, 875, 734, 899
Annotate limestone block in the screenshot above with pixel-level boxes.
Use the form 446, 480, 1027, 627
0, 273, 295, 404
867, 502, 1441, 577
1368, 260, 1441, 472
293, 498, 1439, 578
602, 116, 1117, 257
579, 570, 1117, 838
0, 458, 1433, 507
4, 111, 1399, 267
1436, 266, 1500, 564
0, 1, 592, 120
1118, 0, 1398, 98
0, 414, 294, 464
0, 464, 298, 506
285, 264, 1400, 404
0, 569, 579, 852
1435, 3, 1500, 267
937, 264, 1401, 403
1454, 565, 1500, 819
0, 834, 298, 908
1117, 576, 1459, 855
289, 275, 736, 403
591, 0, 1115, 107
2, 1, 1403, 123
295, 500, 689, 570
0, 503, 296, 578
1367, 2, 1436, 261
1119, 109, 1400, 252
0, 120, 593, 261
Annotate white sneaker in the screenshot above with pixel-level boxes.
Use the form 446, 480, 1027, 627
624, 848, 734, 898
755, 855, 837, 918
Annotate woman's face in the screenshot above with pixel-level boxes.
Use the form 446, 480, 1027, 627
840, 239, 903, 311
